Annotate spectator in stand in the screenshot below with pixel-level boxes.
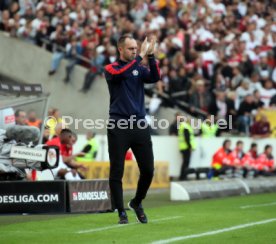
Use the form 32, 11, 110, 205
15, 109, 27, 125
26, 109, 42, 129
235, 80, 253, 110
189, 79, 212, 117
257, 54, 273, 82
250, 114, 271, 139
259, 80, 276, 107
17, 18, 34, 43
249, 72, 263, 92
169, 112, 181, 136
0, 10, 11, 31
210, 90, 227, 120
0, 1, 8, 11
48, 24, 68, 75
230, 67, 244, 90
18, 0, 35, 17
237, 94, 255, 135
252, 89, 265, 110
270, 94, 276, 107
104, 46, 117, 65
79, 46, 105, 93
168, 69, 182, 96
225, 91, 237, 130
63, 36, 83, 83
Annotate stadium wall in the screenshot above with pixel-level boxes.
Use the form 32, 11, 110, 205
74, 135, 276, 178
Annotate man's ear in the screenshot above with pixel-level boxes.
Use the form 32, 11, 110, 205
118, 46, 122, 53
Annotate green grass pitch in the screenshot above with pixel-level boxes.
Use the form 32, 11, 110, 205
0, 191, 276, 243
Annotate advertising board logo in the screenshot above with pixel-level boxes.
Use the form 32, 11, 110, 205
72, 191, 108, 201
0, 194, 59, 204
5, 115, 15, 124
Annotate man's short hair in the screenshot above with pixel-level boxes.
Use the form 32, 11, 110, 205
265, 144, 272, 151
223, 139, 230, 147
251, 143, 257, 148
60, 128, 72, 136
15, 109, 25, 117
117, 34, 134, 47
236, 140, 243, 146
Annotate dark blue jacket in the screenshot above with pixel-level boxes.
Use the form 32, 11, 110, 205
104, 55, 160, 120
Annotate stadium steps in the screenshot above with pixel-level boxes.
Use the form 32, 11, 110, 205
0, 31, 110, 133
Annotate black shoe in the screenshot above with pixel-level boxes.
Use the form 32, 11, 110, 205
48, 70, 56, 76
79, 88, 88, 93
128, 200, 148, 224
118, 211, 128, 224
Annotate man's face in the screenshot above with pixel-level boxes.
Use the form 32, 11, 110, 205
16, 111, 27, 125
28, 111, 36, 121
237, 143, 243, 151
264, 80, 273, 89
266, 147, 272, 155
60, 133, 71, 144
119, 38, 137, 62
225, 141, 231, 150
245, 95, 253, 103
196, 84, 205, 93
69, 136, 77, 146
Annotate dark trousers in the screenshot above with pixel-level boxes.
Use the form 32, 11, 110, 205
213, 165, 234, 177
65, 59, 77, 81
107, 125, 154, 212
180, 149, 191, 180
82, 71, 97, 91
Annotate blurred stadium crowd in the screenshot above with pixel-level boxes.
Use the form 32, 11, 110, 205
1, 0, 276, 136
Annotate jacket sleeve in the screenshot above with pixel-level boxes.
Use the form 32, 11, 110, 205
82, 144, 92, 153
140, 54, 161, 83
183, 128, 191, 149
104, 56, 143, 82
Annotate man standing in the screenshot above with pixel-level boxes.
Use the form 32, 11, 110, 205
178, 117, 196, 180
104, 35, 160, 224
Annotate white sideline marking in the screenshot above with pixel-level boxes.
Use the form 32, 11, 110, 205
151, 218, 276, 244
240, 202, 276, 209
77, 216, 182, 234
